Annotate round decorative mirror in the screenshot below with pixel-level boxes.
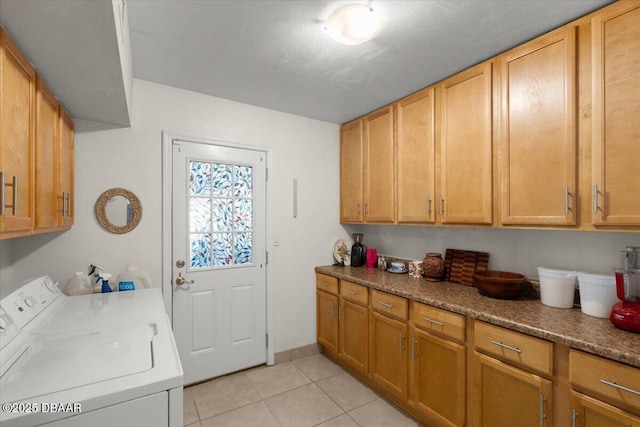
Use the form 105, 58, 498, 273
95, 188, 142, 234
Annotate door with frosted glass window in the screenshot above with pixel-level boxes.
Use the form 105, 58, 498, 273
172, 139, 266, 385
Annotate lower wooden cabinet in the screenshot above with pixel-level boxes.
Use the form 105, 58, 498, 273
316, 273, 640, 427
473, 351, 553, 426
370, 311, 408, 399
569, 349, 640, 425
339, 298, 368, 375
411, 327, 465, 427
316, 289, 338, 354
571, 392, 640, 427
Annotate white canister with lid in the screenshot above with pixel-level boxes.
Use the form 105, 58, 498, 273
577, 272, 618, 318
537, 267, 577, 308
62, 272, 93, 296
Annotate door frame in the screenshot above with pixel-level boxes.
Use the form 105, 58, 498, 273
161, 131, 275, 365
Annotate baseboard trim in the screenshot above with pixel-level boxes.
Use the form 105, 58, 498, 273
274, 343, 320, 364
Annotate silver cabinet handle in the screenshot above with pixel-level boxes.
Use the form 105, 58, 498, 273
58, 192, 66, 214
412, 338, 418, 359
364, 203, 368, 215
65, 192, 71, 216
600, 379, 640, 397
539, 395, 546, 426
344, 289, 357, 295
439, 196, 444, 215
571, 409, 578, 427
378, 301, 393, 309
490, 340, 522, 353
564, 186, 570, 215
356, 202, 361, 216
339, 305, 343, 321
0, 172, 4, 216
1, 173, 18, 216
427, 197, 432, 215
593, 184, 599, 214
10, 176, 18, 215
175, 272, 195, 286
423, 317, 444, 327
330, 304, 335, 319
399, 333, 405, 353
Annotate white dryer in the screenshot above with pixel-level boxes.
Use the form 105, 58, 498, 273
0, 277, 183, 427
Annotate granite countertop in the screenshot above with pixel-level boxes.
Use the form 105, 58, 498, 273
315, 265, 640, 369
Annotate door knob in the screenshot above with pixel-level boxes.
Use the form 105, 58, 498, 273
175, 272, 194, 286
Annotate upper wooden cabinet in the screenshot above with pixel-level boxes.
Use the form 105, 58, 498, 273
396, 87, 436, 224
364, 105, 395, 223
0, 26, 74, 239
438, 61, 494, 225
338, 1, 639, 232
58, 107, 74, 228
340, 106, 395, 224
591, 1, 640, 227
340, 119, 364, 222
500, 25, 577, 226
0, 27, 36, 234
35, 77, 59, 231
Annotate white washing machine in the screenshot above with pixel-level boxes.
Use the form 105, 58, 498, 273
0, 277, 183, 427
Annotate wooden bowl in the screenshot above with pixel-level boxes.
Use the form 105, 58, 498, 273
472, 270, 528, 299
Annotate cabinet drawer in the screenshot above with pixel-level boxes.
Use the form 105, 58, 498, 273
474, 320, 553, 375
316, 273, 338, 295
371, 289, 408, 321
340, 280, 368, 306
413, 302, 465, 343
569, 350, 640, 411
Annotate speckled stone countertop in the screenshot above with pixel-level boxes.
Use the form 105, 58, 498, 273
316, 265, 640, 369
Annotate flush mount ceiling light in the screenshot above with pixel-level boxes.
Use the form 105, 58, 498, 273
325, 4, 382, 46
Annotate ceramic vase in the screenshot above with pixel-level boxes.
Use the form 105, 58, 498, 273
423, 252, 445, 281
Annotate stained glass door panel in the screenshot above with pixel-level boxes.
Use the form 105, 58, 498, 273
189, 161, 254, 269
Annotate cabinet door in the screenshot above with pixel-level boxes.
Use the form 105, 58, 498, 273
339, 299, 368, 375
370, 311, 408, 399
439, 61, 493, 225
412, 328, 465, 427
0, 28, 36, 234
340, 119, 364, 223
500, 26, 577, 225
58, 107, 74, 227
397, 88, 435, 223
591, 2, 640, 226
317, 290, 339, 354
364, 106, 395, 223
473, 352, 552, 427
571, 392, 640, 427
35, 76, 59, 230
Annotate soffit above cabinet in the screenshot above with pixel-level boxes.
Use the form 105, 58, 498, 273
0, 0, 132, 131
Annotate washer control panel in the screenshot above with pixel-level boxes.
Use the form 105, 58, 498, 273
0, 276, 61, 329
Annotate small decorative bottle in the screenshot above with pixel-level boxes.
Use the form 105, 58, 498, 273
423, 252, 445, 281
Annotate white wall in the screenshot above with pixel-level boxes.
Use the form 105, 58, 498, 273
4, 78, 345, 352
344, 224, 640, 278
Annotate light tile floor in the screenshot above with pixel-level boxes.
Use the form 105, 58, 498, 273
184, 353, 423, 427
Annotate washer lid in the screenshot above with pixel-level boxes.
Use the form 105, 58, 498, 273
36, 289, 167, 332
1, 323, 154, 403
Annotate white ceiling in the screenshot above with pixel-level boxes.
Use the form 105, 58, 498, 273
1, 0, 614, 127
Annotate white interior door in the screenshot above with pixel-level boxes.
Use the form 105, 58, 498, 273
172, 139, 267, 385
